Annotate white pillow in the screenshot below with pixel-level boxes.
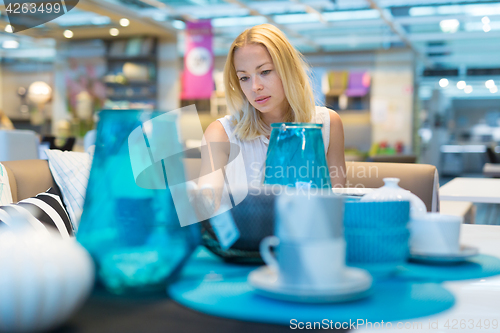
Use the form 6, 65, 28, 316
0, 163, 13, 205
45, 150, 92, 231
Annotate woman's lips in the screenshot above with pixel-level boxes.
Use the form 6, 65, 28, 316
255, 96, 270, 104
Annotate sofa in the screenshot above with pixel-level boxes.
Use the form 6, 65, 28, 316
4, 159, 440, 214
184, 159, 440, 212
3, 159, 56, 202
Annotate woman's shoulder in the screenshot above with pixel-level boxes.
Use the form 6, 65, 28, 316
313, 106, 343, 134
216, 114, 236, 128
315, 105, 337, 115
204, 119, 230, 143
314, 105, 339, 122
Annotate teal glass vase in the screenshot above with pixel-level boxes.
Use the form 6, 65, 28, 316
77, 109, 200, 294
263, 123, 331, 189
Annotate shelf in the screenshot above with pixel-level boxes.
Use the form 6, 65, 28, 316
108, 94, 156, 100
105, 81, 155, 86
103, 37, 158, 106
107, 56, 157, 62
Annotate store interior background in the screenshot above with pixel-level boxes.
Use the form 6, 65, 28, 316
1, 0, 500, 217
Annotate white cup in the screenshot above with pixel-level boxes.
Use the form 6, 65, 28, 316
259, 191, 346, 289
275, 191, 344, 242
260, 236, 346, 289
409, 213, 463, 255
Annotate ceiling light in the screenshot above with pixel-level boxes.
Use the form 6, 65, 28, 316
119, 18, 130, 27
440, 19, 460, 33
2, 40, 19, 49
464, 85, 473, 94
485, 80, 496, 89
483, 24, 491, 32
4, 25, 13, 33
490, 86, 498, 93
482, 16, 490, 24
457, 81, 466, 89
109, 28, 119, 36
63, 30, 73, 38
439, 78, 449, 88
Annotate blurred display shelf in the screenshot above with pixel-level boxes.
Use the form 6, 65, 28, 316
345, 154, 366, 162
107, 96, 156, 101
368, 154, 417, 163
325, 94, 370, 111
11, 119, 51, 135
105, 81, 155, 86
106, 56, 157, 62
337, 110, 370, 124
103, 37, 158, 109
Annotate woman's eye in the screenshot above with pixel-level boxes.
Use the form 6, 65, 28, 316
239, 76, 249, 82
262, 70, 271, 75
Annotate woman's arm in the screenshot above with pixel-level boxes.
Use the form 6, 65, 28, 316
199, 120, 230, 188
326, 110, 346, 187
194, 120, 231, 215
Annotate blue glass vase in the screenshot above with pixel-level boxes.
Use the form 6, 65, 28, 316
263, 123, 331, 189
77, 109, 200, 294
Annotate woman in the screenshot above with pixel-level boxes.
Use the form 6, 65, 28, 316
198, 24, 345, 207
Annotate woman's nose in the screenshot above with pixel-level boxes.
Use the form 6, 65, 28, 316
252, 76, 263, 92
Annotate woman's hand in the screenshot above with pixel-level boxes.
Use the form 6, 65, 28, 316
186, 181, 218, 221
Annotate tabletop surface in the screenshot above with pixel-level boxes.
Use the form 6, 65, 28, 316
439, 177, 500, 203
53, 225, 500, 333
53, 291, 298, 333
358, 224, 500, 332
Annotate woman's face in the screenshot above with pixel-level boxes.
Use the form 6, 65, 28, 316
233, 44, 288, 118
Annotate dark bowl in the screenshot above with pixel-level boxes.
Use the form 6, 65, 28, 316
201, 187, 276, 263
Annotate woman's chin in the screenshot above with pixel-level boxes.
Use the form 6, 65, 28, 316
253, 104, 272, 114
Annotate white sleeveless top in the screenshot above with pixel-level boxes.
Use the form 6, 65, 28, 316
217, 106, 332, 188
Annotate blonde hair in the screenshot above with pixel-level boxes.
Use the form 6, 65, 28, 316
223, 24, 315, 140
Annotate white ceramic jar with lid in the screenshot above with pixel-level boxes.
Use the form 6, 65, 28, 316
360, 178, 427, 218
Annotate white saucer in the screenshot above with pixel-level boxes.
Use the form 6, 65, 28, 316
410, 245, 479, 264
248, 266, 372, 303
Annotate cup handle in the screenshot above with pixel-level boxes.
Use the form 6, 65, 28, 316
260, 236, 280, 270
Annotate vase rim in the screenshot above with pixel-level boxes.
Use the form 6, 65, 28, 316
270, 122, 323, 128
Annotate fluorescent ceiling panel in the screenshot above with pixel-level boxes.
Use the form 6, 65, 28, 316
410, 3, 500, 17
465, 21, 500, 32
211, 16, 267, 27
274, 13, 321, 24
333, 0, 370, 10
252, 2, 306, 15
273, 9, 380, 24
322, 9, 380, 21
174, 4, 248, 19
51, 11, 111, 26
